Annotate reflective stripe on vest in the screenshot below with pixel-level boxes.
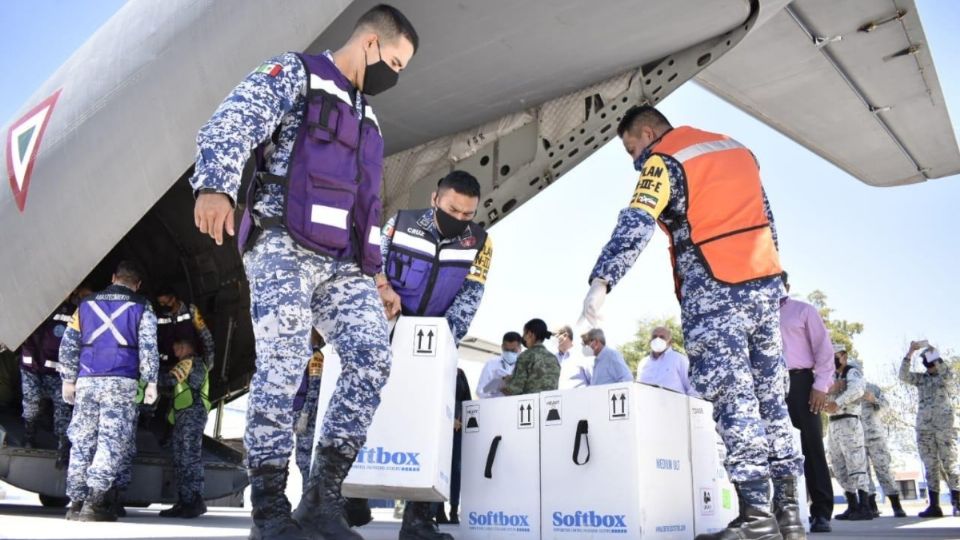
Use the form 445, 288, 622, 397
652, 126, 782, 286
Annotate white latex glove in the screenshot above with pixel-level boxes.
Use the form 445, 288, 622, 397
144, 382, 158, 405
579, 278, 608, 328
62, 381, 76, 405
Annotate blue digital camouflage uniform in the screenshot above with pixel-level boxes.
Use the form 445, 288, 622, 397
380, 209, 489, 343
294, 349, 324, 483
827, 361, 869, 493
589, 147, 801, 509
190, 52, 391, 469
58, 300, 159, 502
163, 355, 209, 501
21, 370, 71, 441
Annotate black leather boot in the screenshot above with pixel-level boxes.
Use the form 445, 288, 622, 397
694, 480, 783, 540
55, 437, 70, 470
292, 446, 362, 540
112, 488, 127, 518
64, 500, 83, 521
772, 477, 805, 540
888, 494, 906, 518
951, 490, 960, 517
726, 483, 747, 528
248, 464, 307, 540
23, 420, 37, 448
159, 502, 185, 518
77, 488, 117, 522
448, 503, 459, 525
846, 490, 874, 521
834, 492, 857, 520
868, 493, 879, 517
179, 493, 207, 519
434, 503, 450, 524
399, 501, 454, 540
919, 491, 943, 518
344, 497, 372, 527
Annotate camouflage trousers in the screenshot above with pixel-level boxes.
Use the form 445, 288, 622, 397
21, 370, 71, 440
173, 401, 207, 500
294, 375, 323, 483
865, 435, 899, 496
242, 229, 391, 469
828, 416, 870, 493
683, 292, 803, 508
66, 377, 138, 501
917, 428, 960, 492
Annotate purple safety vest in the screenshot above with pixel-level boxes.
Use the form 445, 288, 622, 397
238, 52, 385, 275
77, 286, 146, 379
157, 304, 202, 369
385, 210, 487, 317
20, 301, 74, 375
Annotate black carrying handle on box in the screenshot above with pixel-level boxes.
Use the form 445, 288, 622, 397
572, 420, 590, 465
484, 435, 502, 478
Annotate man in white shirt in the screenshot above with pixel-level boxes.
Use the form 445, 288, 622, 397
636, 326, 695, 395
476, 332, 523, 398
554, 325, 591, 389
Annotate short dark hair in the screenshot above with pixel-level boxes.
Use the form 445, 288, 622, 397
502, 331, 522, 344
173, 338, 196, 350
156, 285, 178, 299
355, 4, 419, 53
617, 104, 672, 138
115, 260, 144, 285
780, 271, 789, 286
523, 319, 553, 342
438, 170, 481, 198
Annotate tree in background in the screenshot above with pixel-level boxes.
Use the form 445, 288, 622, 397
619, 317, 685, 374
807, 290, 863, 359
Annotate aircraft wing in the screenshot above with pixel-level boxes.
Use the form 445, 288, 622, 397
695, 0, 960, 187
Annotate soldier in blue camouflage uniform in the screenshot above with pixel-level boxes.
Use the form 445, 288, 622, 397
901, 341, 960, 517
158, 338, 210, 519
18, 286, 89, 468
58, 261, 159, 522
190, 6, 418, 539
369, 170, 491, 539
294, 331, 325, 484
579, 105, 803, 540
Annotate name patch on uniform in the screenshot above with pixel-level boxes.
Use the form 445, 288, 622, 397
255, 63, 283, 77
467, 237, 493, 285
629, 154, 670, 219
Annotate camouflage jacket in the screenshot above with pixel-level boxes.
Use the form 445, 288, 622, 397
900, 356, 956, 431
503, 344, 560, 396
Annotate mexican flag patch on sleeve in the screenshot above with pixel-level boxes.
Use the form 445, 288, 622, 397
255, 63, 283, 77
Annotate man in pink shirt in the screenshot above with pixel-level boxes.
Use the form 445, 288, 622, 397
779, 271, 835, 533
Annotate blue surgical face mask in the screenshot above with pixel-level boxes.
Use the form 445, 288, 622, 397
502, 351, 519, 366
632, 129, 671, 171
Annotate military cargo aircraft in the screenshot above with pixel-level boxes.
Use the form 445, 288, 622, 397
1, 0, 957, 507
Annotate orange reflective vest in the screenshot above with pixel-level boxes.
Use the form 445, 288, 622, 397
652, 126, 782, 287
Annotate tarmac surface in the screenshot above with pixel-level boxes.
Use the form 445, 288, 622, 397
0, 502, 959, 540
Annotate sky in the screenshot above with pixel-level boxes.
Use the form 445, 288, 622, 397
1, 1, 958, 389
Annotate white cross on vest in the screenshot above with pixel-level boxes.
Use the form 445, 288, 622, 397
86, 302, 136, 346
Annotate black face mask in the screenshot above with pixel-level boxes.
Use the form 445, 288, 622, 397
362, 41, 398, 96
834, 356, 842, 370
434, 207, 470, 239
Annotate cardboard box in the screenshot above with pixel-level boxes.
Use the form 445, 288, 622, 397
539, 384, 694, 539
459, 396, 542, 539
315, 316, 458, 501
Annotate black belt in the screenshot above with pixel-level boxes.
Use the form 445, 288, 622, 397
788, 368, 812, 374
830, 414, 859, 422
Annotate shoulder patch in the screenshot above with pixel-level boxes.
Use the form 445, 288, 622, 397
254, 62, 283, 77
629, 154, 671, 219
191, 305, 207, 330
68, 312, 80, 331
467, 236, 493, 284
